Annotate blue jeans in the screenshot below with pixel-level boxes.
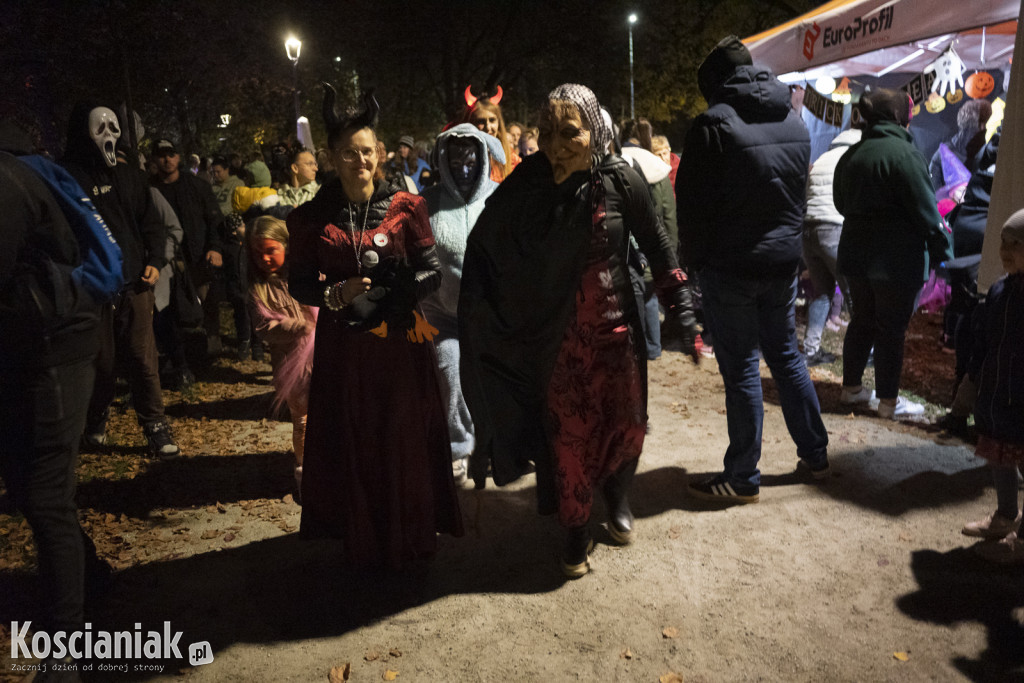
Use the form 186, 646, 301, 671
699, 268, 829, 487
802, 222, 848, 356
643, 293, 662, 360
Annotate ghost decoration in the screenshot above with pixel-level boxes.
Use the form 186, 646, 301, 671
925, 48, 966, 98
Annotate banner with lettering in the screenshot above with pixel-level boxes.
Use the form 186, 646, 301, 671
802, 85, 846, 127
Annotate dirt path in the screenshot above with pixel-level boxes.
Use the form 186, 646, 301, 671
2, 314, 1023, 682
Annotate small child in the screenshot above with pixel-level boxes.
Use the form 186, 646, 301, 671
247, 216, 317, 491
960, 209, 1024, 563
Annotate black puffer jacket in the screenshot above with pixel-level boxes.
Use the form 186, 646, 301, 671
676, 65, 810, 275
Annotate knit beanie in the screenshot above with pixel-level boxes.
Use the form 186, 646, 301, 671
857, 88, 914, 128
1003, 208, 1024, 243
697, 35, 752, 100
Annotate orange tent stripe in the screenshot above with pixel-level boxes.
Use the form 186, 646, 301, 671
743, 0, 858, 45
961, 20, 1018, 35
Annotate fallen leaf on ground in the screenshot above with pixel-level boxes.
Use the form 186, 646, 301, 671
619, 647, 633, 659
222, 533, 236, 542
662, 627, 679, 639
328, 663, 351, 682
216, 502, 227, 513
200, 529, 221, 540
364, 651, 379, 661
383, 669, 399, 681
659, 673, 683, 683
893, 651, 909, 661
389, 648, 402, 657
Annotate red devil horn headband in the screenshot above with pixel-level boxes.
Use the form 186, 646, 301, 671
464, 85, 503, 108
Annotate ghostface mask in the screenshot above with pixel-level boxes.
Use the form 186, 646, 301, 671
89, 107, 121, 168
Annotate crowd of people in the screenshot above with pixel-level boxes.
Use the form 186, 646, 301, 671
1, 32, 1022, 681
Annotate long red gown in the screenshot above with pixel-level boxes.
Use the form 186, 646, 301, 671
545, 194, 646, 528
293, 189, 463, 569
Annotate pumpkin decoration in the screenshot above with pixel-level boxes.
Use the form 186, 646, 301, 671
925, 92, 946, 114
946, 88, 964, 104
912, 103, 921, 118
965, 71, 995, 99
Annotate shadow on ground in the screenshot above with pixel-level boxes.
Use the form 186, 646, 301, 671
75, 452, 296, 517
897, 546, 1024, 682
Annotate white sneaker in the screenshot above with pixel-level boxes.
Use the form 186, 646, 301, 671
840, 386, 874, 405
877, 396, 925, 419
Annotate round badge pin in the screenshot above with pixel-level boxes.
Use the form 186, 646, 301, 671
373, 233, 389, 247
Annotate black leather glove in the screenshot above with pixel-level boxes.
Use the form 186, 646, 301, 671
346, 258, 417, 330
663, 285, 700, 363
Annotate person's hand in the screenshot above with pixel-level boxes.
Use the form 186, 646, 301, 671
342, 277, 372, 303
141, 265, 160, 286
664, 304, 701, 365
406, 310, 439, 343
206, 250, 223, 268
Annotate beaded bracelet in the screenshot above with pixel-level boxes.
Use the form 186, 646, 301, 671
324, 282, 348, 311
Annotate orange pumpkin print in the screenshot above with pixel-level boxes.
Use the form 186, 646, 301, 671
946, 88, 963, 104
965, 71, 995, 99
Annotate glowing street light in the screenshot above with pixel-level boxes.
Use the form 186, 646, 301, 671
285, 36, 302, 123
628, 13, 638, 120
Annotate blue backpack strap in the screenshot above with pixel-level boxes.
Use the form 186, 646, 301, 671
18, 156, 124, 302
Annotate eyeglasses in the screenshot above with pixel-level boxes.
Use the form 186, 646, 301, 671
337, 147, 377, 163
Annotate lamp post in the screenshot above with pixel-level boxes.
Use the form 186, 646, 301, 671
285, 36, 302, 123
628, 13, 638, 120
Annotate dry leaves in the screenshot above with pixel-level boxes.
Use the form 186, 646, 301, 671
382, 669, 399, 681
364, 650, 380, 662
662, 627, 679, 639
893, 651, 910, 662
659, 673, 684, 683
619, 647, 633, 659
328, 663, 351, 682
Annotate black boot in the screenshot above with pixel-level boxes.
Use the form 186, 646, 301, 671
603, 458, 638, 544
560, 524, 593, 578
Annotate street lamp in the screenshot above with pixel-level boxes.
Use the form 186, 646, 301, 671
285, 35, 302, 123
628, 13, 638, 120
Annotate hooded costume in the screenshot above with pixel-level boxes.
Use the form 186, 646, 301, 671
63, 102, 177, 444
286, 87, 463, 569
419, 124, 504, 463
459, 84, 698, 524
63, 101, 165, 285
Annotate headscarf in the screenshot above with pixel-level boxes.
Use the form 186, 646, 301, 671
546, 83, 612, 153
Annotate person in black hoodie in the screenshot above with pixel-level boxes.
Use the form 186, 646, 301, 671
676, 36, 829, 504
62, 102, 179, 457
1, 119, 118, 681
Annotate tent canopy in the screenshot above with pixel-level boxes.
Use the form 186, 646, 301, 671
745, 0, 1018, 82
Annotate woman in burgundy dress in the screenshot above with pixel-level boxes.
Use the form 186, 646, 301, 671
287, 88, 462, 570
459, 84, 699, 577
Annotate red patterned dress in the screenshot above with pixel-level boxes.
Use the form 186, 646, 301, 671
546, 195, 646, 528
287, 182, 463, 570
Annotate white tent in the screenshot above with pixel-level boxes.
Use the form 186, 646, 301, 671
746, 0, 1018, 83
745, 0, 1023, 291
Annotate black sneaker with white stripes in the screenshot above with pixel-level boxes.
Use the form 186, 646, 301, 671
688, 474, 759, 504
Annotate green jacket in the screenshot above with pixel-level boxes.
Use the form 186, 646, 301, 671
834, 121, 953, 284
